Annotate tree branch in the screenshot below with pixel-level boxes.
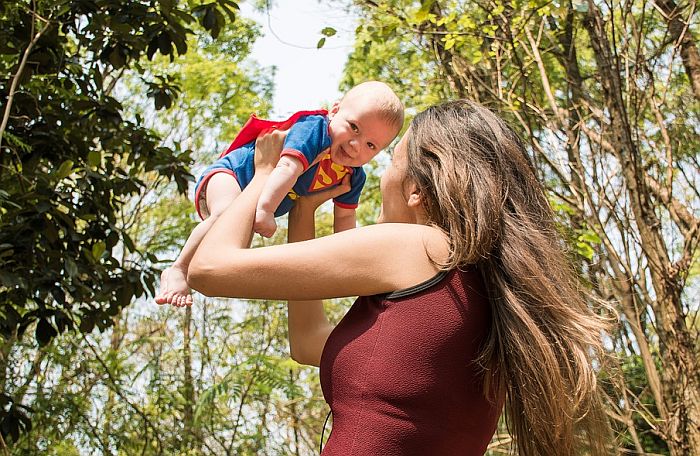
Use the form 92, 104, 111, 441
0, 15, 52, 151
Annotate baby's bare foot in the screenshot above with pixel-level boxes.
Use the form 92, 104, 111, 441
155, 266, 192, 306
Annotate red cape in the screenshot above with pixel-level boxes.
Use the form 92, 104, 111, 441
220, 109, 328, 157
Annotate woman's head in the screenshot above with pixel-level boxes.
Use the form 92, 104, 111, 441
396, 100, 612, 455
401, 99, 549, 268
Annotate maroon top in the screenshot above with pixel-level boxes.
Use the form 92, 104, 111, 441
319, 268, 502, 456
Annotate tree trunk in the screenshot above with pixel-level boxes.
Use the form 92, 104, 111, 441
654, 0, 700, 101
183, 305, 195, 450
289, 369, 302, 456
102, 317, 121, 448
0, 333, 16, 395
584, 2, 700, 453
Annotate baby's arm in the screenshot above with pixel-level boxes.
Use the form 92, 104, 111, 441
254, 155, 305, 237
333, 205, 357, 233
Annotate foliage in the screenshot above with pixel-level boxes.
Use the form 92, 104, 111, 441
0, 0, 245, 443
3, 0, 698, 454
343, 0, 700, 453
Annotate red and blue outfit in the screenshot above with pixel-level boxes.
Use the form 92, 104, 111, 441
194, 111, 366, 219
320, 267, 503, 455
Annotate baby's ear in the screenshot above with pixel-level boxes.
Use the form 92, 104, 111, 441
328, 100, 340, 117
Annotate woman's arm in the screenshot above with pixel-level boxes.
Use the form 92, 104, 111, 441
188, 132, 448, 302
285, 182, 351, 367
333, 205, 356, 233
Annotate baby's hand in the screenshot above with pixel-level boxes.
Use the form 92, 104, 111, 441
254, 209, 277, 238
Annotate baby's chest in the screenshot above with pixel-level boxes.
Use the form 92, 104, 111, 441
294, 151, 351, 194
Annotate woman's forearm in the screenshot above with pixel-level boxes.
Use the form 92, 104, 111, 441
287, 202, 334, 367
188, 170, 270, 293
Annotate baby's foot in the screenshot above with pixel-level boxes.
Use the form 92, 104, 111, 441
254, 209, 277, 238
155, 266, 193, 307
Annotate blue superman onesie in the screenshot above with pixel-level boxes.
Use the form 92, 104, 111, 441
194, 110, 366, 219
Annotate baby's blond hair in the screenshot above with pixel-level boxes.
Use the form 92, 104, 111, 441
342, 81, 404, 132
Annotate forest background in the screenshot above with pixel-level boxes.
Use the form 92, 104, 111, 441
1, 0, 698, 455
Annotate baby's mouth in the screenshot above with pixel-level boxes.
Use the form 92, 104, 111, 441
337, 145, 352, 163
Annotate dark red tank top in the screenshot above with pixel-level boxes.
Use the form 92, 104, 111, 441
319, 268, 502, 456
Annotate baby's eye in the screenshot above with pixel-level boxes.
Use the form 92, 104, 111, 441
349, 122, 359, 133
367, 142, 376, 150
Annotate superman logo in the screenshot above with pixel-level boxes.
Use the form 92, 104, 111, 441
309, 152, 352, 191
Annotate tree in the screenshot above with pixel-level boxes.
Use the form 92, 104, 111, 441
0, 0, 242, 443
343, 0, 699, 453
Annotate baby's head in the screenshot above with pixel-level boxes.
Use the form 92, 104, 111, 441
327, 81, 404, 167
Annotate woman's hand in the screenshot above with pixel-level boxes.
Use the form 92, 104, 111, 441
288, 175, 351, 241
295, 175, 351, 213
254, 128, 287, 174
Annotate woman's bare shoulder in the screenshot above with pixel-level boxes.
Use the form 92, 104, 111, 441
361, 223, 448, 259
344, 223, 450, 285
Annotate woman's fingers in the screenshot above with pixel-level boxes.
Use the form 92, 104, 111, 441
254, 128, 287, 171
327, 174, 352, 198
298, 175, 352, 210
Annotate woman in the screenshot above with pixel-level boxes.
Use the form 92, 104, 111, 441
188, 100, 612, 455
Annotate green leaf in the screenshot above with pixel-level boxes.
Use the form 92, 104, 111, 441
317, 37, 326, 49
203, 7, 217, 31
321, 27, 336, 37
576, 242, 594, 260
108, 45, 127, 68
64, 257, 78, 278
471, 50, 483, 64
159, 0, 174, 13
55, 160, 74, 180
416, 0, 435, 21
79, 315, 95, 333
123, 233, 136, 253
92, 241, 106, 260
87, 150, 101, 167
158, 33, 172, 56
579, 232, 601, 244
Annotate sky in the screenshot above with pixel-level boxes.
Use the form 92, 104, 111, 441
240, 1, 358, 117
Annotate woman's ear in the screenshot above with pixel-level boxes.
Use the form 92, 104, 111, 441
406, 182, 422, 208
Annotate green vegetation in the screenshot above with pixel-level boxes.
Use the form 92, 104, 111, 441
1, 0, 698, 454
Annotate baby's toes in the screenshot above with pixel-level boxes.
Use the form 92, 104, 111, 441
165, 291, 178, 305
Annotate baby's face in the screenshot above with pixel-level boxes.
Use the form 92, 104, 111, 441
327, 98, 398, 168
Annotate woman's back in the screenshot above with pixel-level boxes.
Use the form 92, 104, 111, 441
320, 268, 502, 456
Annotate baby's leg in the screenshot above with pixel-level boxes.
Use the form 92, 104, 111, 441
156, 172, 242, 306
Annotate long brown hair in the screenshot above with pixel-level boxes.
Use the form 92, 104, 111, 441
405, 100, 613, 455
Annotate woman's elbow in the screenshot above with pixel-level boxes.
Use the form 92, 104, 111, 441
290, 351, 318, 367
187, 258, 216, 296
289, 343, 320, 367
188, 251, 248, 297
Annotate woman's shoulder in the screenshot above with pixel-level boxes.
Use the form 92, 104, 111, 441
356, 223, 447, 250
365, 223, 448, 257
347, 223, 450, 288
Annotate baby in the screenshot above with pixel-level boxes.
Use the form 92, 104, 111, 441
155, 81, 404, 306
